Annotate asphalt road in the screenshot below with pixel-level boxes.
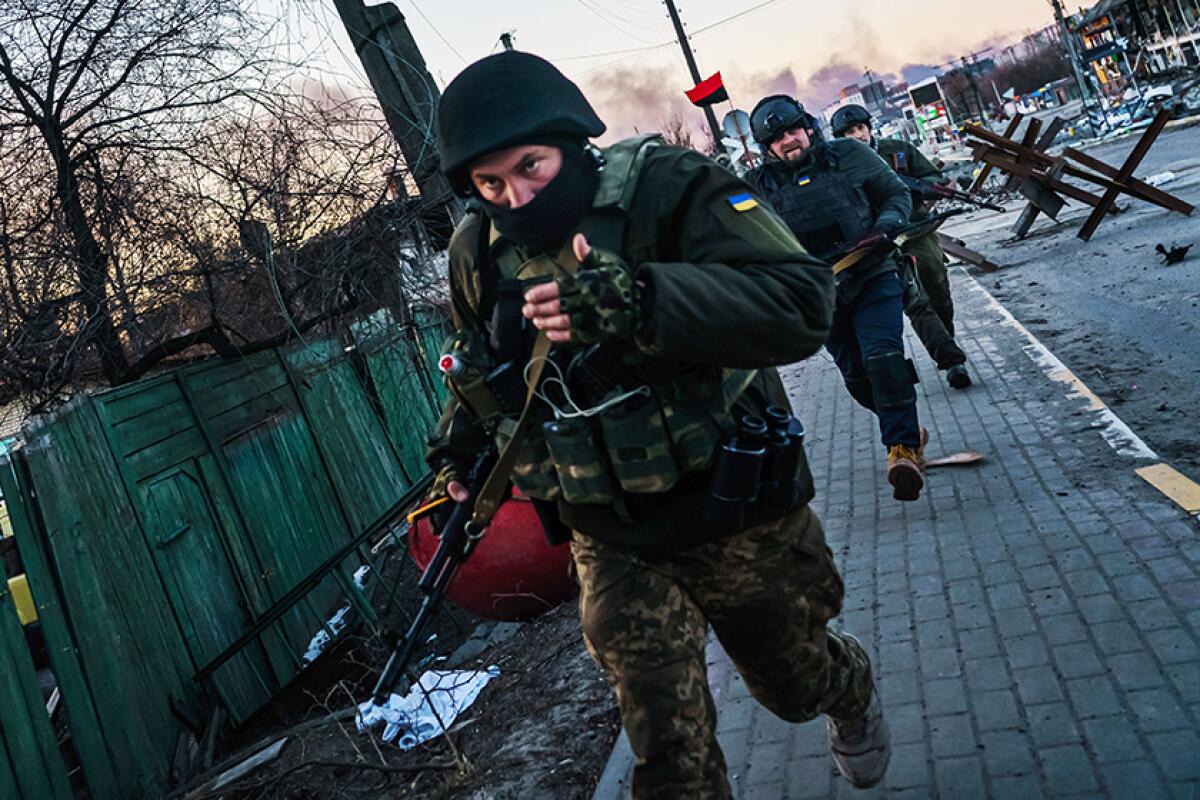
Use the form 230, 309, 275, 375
942, 122, 1200, 473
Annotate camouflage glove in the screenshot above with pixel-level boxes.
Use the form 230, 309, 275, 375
557, 248, 642, 345
429, 462, 462, 499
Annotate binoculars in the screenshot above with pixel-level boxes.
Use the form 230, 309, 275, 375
705, 405, 807, 530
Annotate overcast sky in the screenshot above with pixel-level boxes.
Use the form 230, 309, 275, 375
287, 0, 1063, 140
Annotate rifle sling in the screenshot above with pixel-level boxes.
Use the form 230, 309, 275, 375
470, 331, 553, 528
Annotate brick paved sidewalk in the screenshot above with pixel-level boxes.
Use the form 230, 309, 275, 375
595, 271, 1200, 799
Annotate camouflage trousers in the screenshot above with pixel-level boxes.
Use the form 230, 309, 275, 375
571, 505, 874, 800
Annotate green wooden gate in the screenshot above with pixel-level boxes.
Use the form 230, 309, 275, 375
0, 308, 451, 799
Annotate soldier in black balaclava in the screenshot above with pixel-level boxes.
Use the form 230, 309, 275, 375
426, 52, 888, 798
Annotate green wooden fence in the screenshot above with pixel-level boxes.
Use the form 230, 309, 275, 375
0, 307, 450, 799
0, 573, 74, 800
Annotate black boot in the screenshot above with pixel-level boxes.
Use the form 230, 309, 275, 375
946, 363, 971, 389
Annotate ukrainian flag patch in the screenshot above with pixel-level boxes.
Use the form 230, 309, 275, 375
796, 176, 812, 187
727, 192, 758, 212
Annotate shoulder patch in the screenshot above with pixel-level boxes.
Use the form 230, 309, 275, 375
727, 192, 759, 212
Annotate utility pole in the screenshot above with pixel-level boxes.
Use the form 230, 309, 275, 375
499, 30, 516, 51
1049, 0, 1102, 134
333, 0, 461, 247
963, 51, 989, 120
662, 0, 723, 153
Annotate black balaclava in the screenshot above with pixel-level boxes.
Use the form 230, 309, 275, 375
477, 139, 600, 254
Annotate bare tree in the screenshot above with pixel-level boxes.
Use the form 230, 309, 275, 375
0, 0, 280, 382
989, 48, 1071, 98
659, 111, 698, 150
0, 2, 440, 410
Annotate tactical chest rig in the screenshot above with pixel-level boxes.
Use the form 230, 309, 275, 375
441, 136, 757, 509
759, 143, 876, 263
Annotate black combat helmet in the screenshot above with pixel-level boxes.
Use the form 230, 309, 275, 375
749, 95, 809, 145
436, 51, 606, 196
830, 104, 873, 138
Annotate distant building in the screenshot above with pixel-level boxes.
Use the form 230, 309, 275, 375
822, 78, 891, 126
1072, 0, 1200, 87
1074, 0, 1143, 96
1131, 0, 1200, 71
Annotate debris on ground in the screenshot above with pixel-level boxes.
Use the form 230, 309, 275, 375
357, 666, 501, 748
1155, 242, 1192, 264
1145, 170, 1177, 187
187, 603, 619, 800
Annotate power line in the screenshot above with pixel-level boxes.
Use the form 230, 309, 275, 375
688, 0, 784, 36
405, 0, 469, 64
579, 0, 665, 31
574, 0, 660, 44
553, 0, 783, 67
554, 43, 670, 62
573, 45, 671, 77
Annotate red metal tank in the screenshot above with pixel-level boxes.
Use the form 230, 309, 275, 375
408, 491, 577, 621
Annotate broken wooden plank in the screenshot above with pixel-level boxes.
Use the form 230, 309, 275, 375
937, 233, 1002, 272
201, 707, 225, 772
210, 737, 288, 791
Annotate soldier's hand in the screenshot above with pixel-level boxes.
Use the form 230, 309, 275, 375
553, 233, 641, 345
522, 279, 572, 342
431, 462, 471, 503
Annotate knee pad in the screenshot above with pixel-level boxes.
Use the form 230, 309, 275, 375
845, 377, 876, 411
866, 351, 919, 410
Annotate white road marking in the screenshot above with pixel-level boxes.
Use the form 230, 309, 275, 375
958, 268, 1159, 461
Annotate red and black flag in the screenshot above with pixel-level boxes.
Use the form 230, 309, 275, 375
685, 71, 728, 107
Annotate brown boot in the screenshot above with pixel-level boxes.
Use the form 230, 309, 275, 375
887, 444, 924, 501
917, 427, 929, 472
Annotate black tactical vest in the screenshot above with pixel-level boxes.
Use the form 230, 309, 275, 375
756, 145, 875, 263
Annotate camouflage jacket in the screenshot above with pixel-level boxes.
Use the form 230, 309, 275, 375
427, 140, 835, 552
875, 137, 948, 221
874, 137, 942, 181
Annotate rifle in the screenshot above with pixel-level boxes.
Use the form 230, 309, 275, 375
370, 446, 498, 703
897, 173, 1006, 213
368, 331, 552, 705
832, 210, 965, 279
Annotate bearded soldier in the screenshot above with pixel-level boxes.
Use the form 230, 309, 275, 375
747, 94, 927, 501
